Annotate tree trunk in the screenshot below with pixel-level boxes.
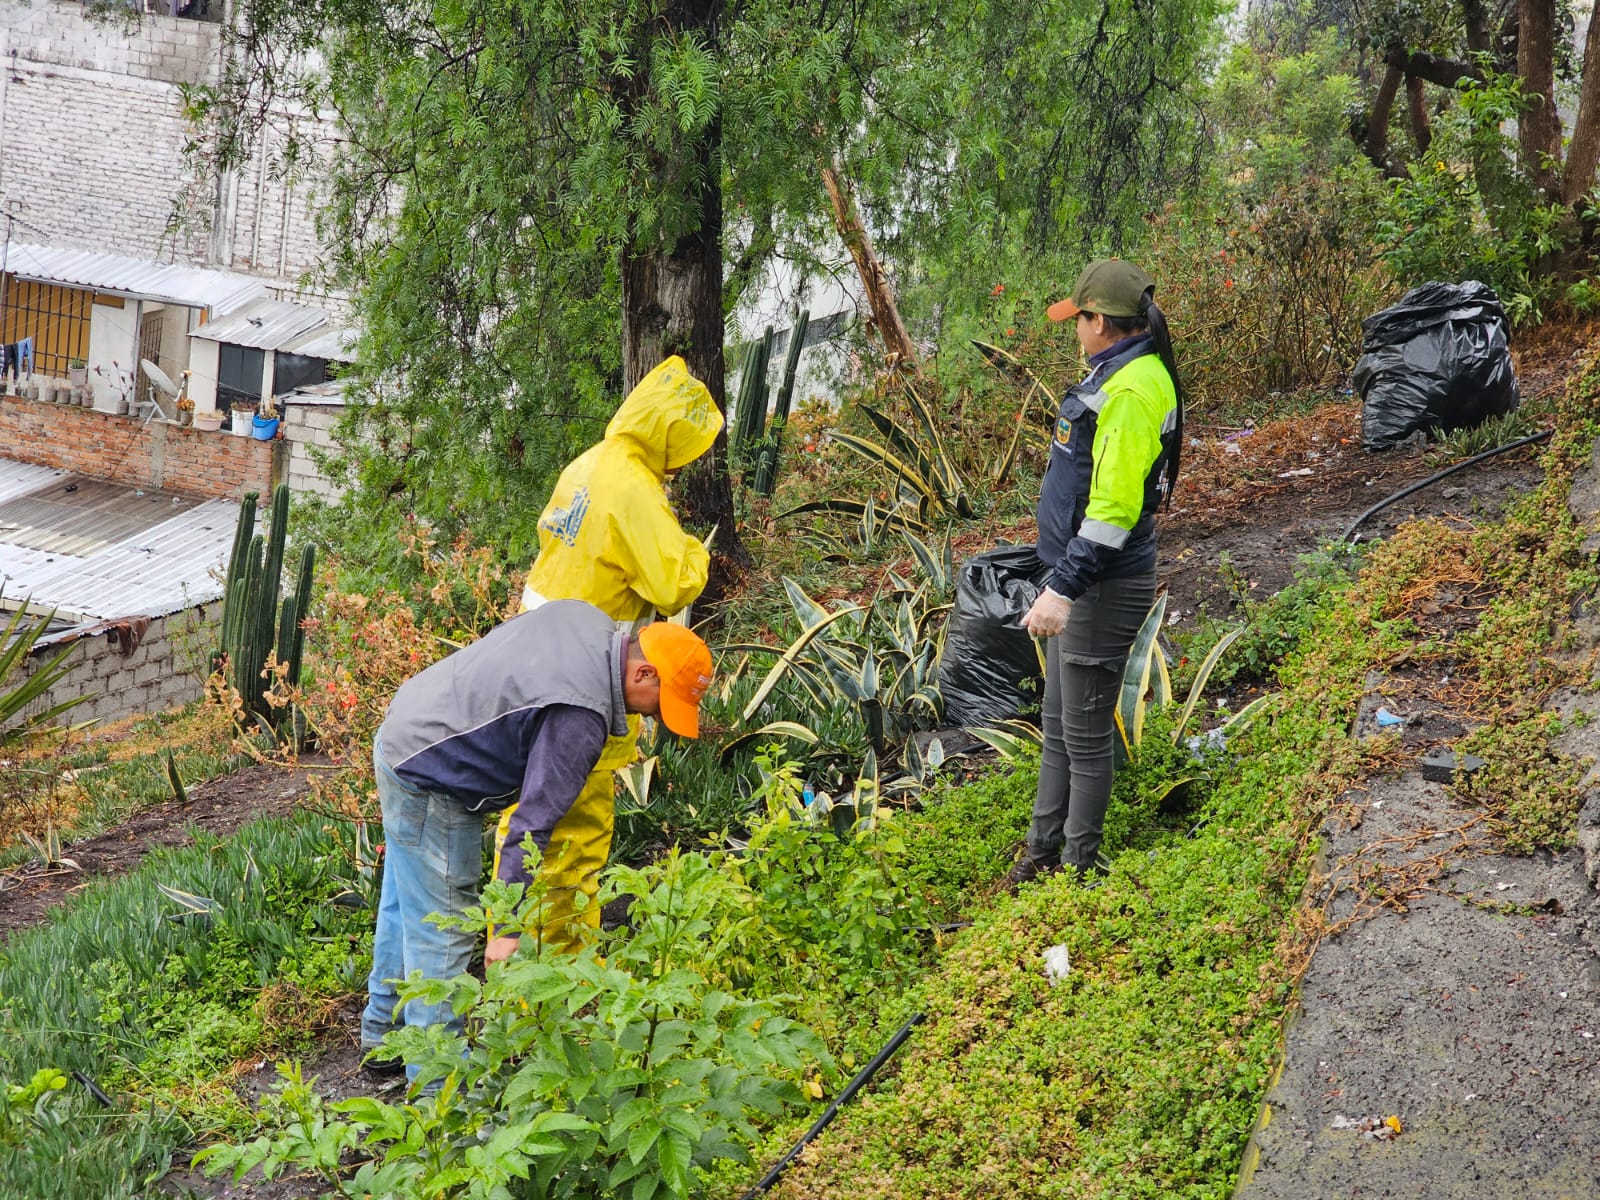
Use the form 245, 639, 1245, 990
1462, 0, 1491, 55
1562, 5, 1600, 206
620, 160, 750, 577
1516, 0, 1561, 197
619, 0, 748, 584
821, 156, 922, 378
1363, 61, 1405, 176
1405, 73, 1432, 158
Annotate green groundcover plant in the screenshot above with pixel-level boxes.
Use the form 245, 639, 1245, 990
198, 853, 834, 1200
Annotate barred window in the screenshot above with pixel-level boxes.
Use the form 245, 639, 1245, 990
0, 277, 94, 378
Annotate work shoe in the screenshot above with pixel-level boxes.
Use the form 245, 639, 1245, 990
1004, 849, 1064, 892
359, 1044, 407, 1078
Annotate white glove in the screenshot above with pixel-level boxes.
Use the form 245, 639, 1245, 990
1022, 587, 1071, 638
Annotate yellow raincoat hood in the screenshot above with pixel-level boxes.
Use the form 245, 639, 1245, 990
524, 356, 719, 624
605, 357, 723, 479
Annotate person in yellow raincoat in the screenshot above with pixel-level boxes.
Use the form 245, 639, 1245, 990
496, 355, 722, 948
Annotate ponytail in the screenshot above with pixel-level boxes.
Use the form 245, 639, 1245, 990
1139, 287, 1183, 505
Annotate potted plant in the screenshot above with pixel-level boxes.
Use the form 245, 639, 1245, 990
67, 359, 88, 389
176, 396, 195, 427
193, 410, 224, 431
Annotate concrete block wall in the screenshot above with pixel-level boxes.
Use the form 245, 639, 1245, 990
0, 395, 282, 500
23, 601, 221, 727
281, 402, 345, 499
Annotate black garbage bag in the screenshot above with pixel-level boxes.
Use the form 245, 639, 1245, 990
1353, 280, 1519, 451
939, 544, 1050, 727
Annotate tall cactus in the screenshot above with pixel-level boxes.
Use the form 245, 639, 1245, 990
218, 484, 316, 736
731, 325, 776, 466
754, 308, 809, 497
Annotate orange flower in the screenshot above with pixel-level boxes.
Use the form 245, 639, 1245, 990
991, 283, 1004, 296
1005, 328, 1016, 337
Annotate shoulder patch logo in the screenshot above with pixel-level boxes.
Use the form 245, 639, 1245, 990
539, 487, 590, 547
1055, 416, 1073, 448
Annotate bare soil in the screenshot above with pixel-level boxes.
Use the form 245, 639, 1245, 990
0, 758, 326, 942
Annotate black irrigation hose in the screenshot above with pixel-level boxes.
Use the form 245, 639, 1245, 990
741, 1012, 927, 1198
1340, 429, 1554, 544
71, 1070, 113, 1108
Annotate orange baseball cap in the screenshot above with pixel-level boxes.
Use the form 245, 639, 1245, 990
638, 623, 714, 738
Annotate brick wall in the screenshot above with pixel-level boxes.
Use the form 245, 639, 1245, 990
0, 396, 284, 500
23, 602, 220, 727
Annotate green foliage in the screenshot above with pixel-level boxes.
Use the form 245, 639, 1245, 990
1454, 714, 1584, 853
731, 575, 948, 790
0, 812, 364, 1087
729, 749, 930, 1017
1375, 70, 1578, 317
1176, 545, 1365, 691
1430, 404, 1545, 459
200, 855, 830, 1200
898, 758, 1039, 918
0, 601, 92, 739
769, 517, 1404, 1198
0, 1067, 186, 1200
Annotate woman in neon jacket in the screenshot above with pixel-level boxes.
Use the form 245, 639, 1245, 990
1011, 259, 1183, 887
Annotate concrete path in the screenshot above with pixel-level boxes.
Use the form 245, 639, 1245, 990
1235, 690, 1600, 1199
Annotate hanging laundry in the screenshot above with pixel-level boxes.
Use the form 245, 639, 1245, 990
15, 338, 33, 378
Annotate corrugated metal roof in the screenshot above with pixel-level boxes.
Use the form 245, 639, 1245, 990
0, 242, 266, 315
284, 324, 356, 360
190, 297, 330, 350
0, 462, 236, 624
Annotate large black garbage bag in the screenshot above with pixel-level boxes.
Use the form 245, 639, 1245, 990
1354, 280, 1519, 451
939, 544, 1050, 727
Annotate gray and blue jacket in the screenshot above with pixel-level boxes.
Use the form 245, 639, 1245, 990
1037, 334, 1178, 600
376, 600, 628, 884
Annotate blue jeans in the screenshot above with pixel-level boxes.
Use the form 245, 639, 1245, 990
360, 741, 485, 1084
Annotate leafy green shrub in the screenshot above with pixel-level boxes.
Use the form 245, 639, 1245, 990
1375, 70, 1576, 321
200, 854, 830, 1200
1133, 31, 1393, 413
728, 750, 930, 1021
1176, 544, 1364, 690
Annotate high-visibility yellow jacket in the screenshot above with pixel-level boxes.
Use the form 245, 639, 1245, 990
524, 356, 722, 622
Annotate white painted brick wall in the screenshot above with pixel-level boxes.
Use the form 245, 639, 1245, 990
0, 3, 337, 289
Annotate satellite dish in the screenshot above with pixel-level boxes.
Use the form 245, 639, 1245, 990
141, 359, 179, 398
139, 359, 179, 420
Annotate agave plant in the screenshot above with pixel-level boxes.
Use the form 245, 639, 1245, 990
1114, 594, 1275, 762
779, 380, 973, 539
0, 601, 94, 742
968, 596, 1271, 776
724, 575, 950, 793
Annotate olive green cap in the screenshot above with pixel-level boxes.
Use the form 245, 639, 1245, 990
1046, 259, 1155, 321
